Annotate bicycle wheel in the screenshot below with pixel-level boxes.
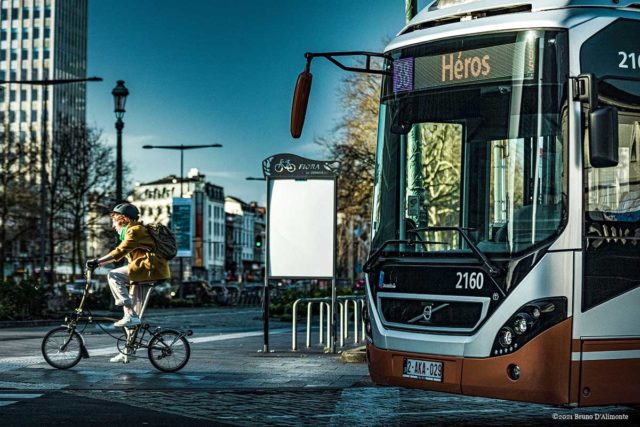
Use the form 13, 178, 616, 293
147, 330, 190, 372
41, 326, 83, 369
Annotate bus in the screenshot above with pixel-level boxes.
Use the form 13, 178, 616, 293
291, 0, 640, 407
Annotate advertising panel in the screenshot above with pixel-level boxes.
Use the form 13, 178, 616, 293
172, 197, 192, 257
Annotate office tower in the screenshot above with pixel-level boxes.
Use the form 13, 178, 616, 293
1, 0, 88, 143
0, 0, 88, 278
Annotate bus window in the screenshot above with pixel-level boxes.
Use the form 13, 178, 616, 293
584, 117, 640, 310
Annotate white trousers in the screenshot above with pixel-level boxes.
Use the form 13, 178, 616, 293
106, 265, 149, 314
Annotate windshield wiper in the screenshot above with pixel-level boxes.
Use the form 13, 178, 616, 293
411, 226, 501, 277
362, 239, 442, 273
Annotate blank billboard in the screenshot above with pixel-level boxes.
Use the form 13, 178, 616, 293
268, 179, 334, 278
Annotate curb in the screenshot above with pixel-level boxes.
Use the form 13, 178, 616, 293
340, 345, 367, 363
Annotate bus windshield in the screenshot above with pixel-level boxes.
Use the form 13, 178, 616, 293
372, 30, 569, 257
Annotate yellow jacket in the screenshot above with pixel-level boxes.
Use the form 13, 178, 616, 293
109, 222, 171, 282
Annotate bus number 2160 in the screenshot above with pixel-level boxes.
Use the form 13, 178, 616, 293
455, 271, 484, 290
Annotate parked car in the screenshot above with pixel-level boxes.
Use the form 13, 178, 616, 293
175, 280, 214, 303
63, 279, 102, 296
225, 284, 241, 305
210, 284, 230, 305
153, 281, 173, 298
241, 284, 263, 305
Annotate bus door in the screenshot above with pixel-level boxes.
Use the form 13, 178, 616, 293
575, 19, 640, 406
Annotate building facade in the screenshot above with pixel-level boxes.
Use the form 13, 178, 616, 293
224, 196, 264, 284
127, 169, 226, 284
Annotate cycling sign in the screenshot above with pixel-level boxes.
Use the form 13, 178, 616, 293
262, 153, 340, 179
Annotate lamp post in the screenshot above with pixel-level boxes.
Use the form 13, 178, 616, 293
143, 144, 223, 293
112, 80, 129, 203
0, 76, 102, 284
246, 176, 269, 352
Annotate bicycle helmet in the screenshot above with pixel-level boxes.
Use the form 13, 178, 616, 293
110, 203, 140, 220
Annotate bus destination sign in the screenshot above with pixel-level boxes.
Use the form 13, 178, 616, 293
393, 40, 536, 93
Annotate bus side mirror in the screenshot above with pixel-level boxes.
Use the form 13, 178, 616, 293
290, 68, 313, 139
589, 106, 618, 168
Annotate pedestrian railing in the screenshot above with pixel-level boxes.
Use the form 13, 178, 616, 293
291, 296, 365, 351
337, 295, 366, 347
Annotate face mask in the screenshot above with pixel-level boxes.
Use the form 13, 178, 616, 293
119, 224, 129, 241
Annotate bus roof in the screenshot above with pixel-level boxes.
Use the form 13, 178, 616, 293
401, 0, 640, 35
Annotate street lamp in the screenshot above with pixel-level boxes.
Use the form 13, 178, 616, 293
112, 80, 129, 203
0, 76, 103, 284
143, 144, 223, 291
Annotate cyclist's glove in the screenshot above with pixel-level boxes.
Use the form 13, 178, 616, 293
86, 259, 99, 269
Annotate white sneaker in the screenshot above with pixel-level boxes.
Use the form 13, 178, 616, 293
113, 314, 141, 328
109, 352, 135, 363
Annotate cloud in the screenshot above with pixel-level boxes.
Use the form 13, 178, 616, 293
295, 142, 325, 157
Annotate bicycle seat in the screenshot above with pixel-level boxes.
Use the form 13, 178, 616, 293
130, 280, 160, 287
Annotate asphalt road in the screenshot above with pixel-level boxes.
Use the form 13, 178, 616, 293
0, 307, 637, 426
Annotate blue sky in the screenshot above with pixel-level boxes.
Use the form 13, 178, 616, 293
86, 1, 418, 204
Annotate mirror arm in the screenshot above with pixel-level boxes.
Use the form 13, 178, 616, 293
304, 51, 392, 76
573, 73, 598, 110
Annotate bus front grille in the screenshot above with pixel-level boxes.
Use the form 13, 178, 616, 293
377, 292, 490, 333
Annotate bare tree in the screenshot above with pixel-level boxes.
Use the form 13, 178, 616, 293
53, 122, 116, 278
0, 125, 40, 280
317, 70, 382, 280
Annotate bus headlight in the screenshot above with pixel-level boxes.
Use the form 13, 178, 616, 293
513, 312, 533, 335
499, 327, 514, 347
492, 297, 567, 356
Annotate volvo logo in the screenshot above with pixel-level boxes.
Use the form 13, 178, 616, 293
408, 302, 450, 324
422, 305, 433, 321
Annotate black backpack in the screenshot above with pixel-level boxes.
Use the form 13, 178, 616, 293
145, 223, 177, 260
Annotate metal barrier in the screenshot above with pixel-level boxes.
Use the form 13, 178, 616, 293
337, 295, 365, 347
292, 295, 365, 351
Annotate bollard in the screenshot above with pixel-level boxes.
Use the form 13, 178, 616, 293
324, 302, 331, 348
319, 300, 324, 344
306, 301, 313, 347
338, 301, 345, 347
351, 299, 359, 343
360, 299, 365, 340
292, 299, 301, 351
344, 298, 350, 340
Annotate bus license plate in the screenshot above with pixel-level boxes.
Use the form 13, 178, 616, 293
403, 358, 443, 382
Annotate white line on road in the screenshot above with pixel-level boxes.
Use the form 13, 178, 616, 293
189, 328, 288, 344
0, 328, 289, 370
0, 393, 43, 399
0, 393, 43, 408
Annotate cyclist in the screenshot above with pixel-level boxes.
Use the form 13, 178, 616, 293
86, 203, 171, 361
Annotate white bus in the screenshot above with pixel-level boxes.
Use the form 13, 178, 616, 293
292, 0, 640, 406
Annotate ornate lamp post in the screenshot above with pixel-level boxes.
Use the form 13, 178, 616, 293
112, 80, 129, 203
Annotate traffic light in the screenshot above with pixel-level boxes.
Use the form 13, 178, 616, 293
255, 234, 263, 248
